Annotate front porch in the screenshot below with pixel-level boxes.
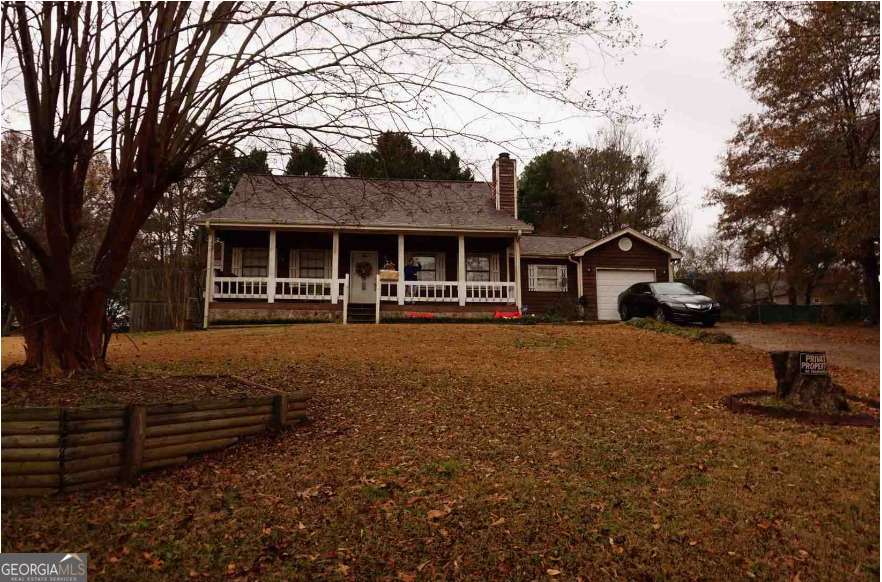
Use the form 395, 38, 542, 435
204, 230, 522, 324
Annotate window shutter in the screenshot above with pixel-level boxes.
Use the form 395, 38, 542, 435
232, 248, 243, 276
289, 249, 299, 278
213, 241, 224, 271
489, 254, 500, 282
324, 250, 332, 279
527, 264, 537, 291
436, 252, 446, 281
558, 265, 568, 291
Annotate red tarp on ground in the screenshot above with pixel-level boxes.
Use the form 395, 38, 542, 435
494, 311, 521, 319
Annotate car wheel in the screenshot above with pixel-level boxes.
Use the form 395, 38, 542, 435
701, 320, 716, 328
619, 304, 631, 321
654, 306, 667, 323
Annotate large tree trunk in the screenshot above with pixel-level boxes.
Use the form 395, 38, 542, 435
13, 290, 110, 375
860, 240, 879, 325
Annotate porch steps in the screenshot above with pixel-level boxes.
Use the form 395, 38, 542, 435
347, 304, 376, 324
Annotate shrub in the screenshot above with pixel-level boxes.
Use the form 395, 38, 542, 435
542, 295, 582, 321
623, 318, 736, 344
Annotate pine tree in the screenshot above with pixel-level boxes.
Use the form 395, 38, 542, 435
284, 142, 328, 176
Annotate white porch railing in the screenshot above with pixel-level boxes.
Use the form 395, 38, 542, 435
213, 277, 514, 305
213, 277, 337, 302
465, 282, 516, 304
404, 281, 460, 303
275, 278, 333, 300
213, 277, 269, 299
379, 281, 399, 302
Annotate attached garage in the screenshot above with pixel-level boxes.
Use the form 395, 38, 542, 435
595, 269, 656, 321
573, 228, 681, 321
518, 228, 682, 321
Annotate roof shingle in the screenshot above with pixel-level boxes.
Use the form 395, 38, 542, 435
197, 175, 532, 232
519, 234, 594, 257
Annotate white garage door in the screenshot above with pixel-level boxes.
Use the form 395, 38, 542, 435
596, 269, 656, 321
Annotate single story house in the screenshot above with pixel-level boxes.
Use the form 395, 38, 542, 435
196, 153, 682, 324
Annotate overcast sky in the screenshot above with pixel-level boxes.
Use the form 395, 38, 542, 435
2, 2, 758, 244
514, 2, 760, 243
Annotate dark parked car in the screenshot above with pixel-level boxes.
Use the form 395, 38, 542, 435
618, 282, 721, 327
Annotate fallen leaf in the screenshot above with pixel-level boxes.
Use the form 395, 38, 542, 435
491, 517, 506, 527
547, 569, 561, 576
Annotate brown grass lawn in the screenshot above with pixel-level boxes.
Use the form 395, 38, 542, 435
2, 324, 879, 581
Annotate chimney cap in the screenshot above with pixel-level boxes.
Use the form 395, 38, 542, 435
498, 152, 510, 159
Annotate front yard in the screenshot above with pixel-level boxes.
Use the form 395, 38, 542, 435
2, 324, 879, 580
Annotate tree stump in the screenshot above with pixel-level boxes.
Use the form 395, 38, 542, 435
769, 351, 849, 412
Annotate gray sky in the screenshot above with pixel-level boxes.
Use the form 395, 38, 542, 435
513, 2, 760, 243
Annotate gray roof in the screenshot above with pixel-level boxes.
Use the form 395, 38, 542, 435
520, 234, 594, 257
197, 174, 532, 232
743, 280, 789, 301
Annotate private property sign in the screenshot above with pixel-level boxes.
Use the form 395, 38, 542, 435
799, 352, 828, 376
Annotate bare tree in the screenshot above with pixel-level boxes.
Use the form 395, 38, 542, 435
653, 207, 691, 253
134, 177, 206, 331
577, 123, 682, 238
1, 2, 640, 374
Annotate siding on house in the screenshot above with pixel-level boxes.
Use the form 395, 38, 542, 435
519, 258, 579, 315
580, 236, 670, 320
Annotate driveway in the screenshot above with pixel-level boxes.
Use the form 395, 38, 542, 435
718, 322, 880, 374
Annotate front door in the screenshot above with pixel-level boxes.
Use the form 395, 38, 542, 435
349, 250, 378, 304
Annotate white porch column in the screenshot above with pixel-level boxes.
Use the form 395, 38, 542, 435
267, 229, 277, 303
397, 233, 405, 305
331, 231, 340, 304
203, 225, 214, 329
458, 234, 466, 306
514, 235, 522, 309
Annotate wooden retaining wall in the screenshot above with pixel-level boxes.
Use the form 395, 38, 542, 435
1, 393, 307, 498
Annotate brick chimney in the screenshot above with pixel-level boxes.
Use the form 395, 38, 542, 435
492, 153, 517, 218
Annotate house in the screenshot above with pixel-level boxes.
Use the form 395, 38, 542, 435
196, 153, 682, 324
743, 280, 795, 306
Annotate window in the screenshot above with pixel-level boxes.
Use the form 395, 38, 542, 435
466, 254, 490, 281
528, 264, 567, 292
618, 236, 633, 251
241, 248, 268, 277
411, 253, 437, 281
299, 250, 326, 278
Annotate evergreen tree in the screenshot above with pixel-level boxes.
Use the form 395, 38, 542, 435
203, 148, 271, 210
284, 142, 327, 176
344, 132, 473, 180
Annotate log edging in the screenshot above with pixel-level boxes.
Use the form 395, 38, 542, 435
724, 390, 880, 428
1, 377, 309, 498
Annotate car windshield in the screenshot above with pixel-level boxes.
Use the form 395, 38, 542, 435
650, 282, 697, 295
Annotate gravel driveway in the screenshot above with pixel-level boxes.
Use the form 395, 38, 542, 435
718, 322, 880, 374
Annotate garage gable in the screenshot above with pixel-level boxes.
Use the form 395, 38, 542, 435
572, 227, 682, 259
